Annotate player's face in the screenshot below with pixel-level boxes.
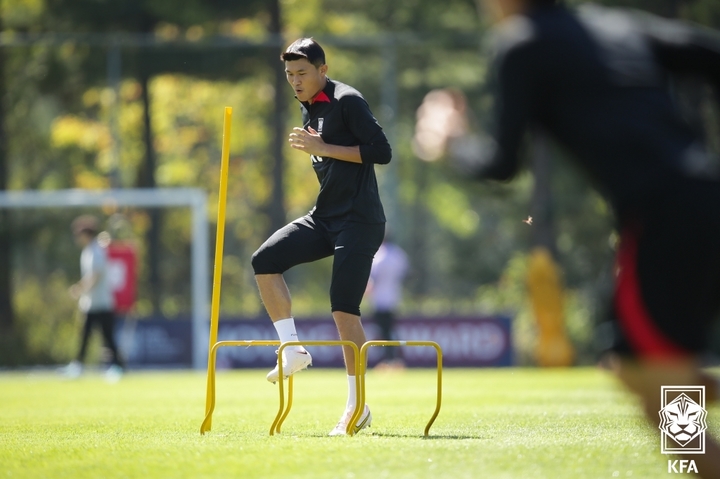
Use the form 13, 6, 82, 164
285, 58, 328, 103
481, 0, 525, 21
74, 231, 92, 247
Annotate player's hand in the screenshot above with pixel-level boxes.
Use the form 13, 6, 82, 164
289, 127, 327, 157
68, 283, 82, 300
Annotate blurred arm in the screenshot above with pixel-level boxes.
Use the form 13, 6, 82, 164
643, 16, 720, 90
452, 42, 535, 181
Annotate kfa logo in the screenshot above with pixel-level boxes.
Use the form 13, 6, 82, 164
317, 118, 324, 134
668, 460, 698, 474
659, 386, 707, 474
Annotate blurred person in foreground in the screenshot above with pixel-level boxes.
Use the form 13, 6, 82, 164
251, 38, 392, 435
367, 235, 409, 369
452, 0, 720, 475
62, 215, 124, 382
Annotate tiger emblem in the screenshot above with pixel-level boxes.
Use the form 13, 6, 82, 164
658, 393, 707, 446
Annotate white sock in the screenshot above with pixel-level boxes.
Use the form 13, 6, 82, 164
273, 317, 300, 351
346, 375, 357, 411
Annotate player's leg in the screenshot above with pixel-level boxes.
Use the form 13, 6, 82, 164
328, 222, 385, 435
613, 357, 720, 478
61, 311, 92, 377
97, 311, 122, 366
374, 310, 397, 362
254, 274, 292, 321
98, 310, 125, 382
72, 312, 96, 376
330, 310, 372, 436
251, 215, 333, 382
332, 310, 366, 377
610, 180, 720, 477
77, 312, 95, 364
387, 311, 404, 363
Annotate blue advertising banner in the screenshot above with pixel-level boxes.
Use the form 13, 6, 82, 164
118, 315, 512, 368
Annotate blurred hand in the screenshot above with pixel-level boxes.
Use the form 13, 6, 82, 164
289, 127, 327, 157
68, 283, 82, 300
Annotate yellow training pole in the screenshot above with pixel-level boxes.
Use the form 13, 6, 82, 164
201, 106, 232, 434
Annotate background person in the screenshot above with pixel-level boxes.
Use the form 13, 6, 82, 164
455, 0, 720, 475
62, 215, 124, 382
367, 235, 409, 369
251, 38, 392, 436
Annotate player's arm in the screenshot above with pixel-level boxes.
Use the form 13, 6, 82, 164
451, 42, 535, 181
79, 271, 101, 292
288, 95, 391, 165
69, 268, 102, 299
289, 128, 363, 163
641, 14, 720, 90
341, 95, 392, 165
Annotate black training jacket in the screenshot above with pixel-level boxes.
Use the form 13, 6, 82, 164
299, 78, 391, 224
468, 4, 720, 219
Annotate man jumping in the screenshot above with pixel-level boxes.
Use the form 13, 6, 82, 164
251, 38, 391, 436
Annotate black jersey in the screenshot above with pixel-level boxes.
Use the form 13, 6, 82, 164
299, 79, 391, 224
469, 4, 720, 220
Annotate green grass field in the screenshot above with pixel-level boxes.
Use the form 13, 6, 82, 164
1, 367, 716, 478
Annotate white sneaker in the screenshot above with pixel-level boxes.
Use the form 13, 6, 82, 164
59, 360, 83, 379
105, 365, 124, 383
329, 404, 372, 436
266, 347, 312, 383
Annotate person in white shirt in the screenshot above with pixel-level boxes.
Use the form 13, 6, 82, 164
62, 215, 124, 381
367, 236, 409, 368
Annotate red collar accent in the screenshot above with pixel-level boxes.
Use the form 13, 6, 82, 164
311, 91, 331, 103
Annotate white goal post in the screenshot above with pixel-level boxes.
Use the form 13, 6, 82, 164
0, 188, 210, 370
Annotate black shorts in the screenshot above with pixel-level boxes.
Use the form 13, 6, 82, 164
251, 215, 385, 316
612, 177, 720, 359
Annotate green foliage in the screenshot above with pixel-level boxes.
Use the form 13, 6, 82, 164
42, 0, 269, 32
6, 0, 720, 366
9, 271, 88, 365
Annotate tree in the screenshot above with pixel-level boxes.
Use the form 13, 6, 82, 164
0, 12, 11, 330
41, 0, 281, 314
267, 0, 287, 236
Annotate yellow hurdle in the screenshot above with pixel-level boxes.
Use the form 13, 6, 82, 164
274, 341, 361, 435
353, 340, 443, 437
200, 336, 443, 436
201, 340, 279, 435
200, 339, 361, 436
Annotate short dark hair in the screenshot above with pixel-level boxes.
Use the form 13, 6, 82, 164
72, 215, 99, 236
281, 38, 326, 67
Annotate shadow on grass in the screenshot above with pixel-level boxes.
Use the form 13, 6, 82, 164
292, 432, 487, 440
371, 432, 487, 440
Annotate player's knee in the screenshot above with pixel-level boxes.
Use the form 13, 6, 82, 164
251, 247, 274, 275
331, 304, 361, 317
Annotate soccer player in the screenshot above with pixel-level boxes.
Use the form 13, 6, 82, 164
461, 0, 720, 475
251, 38, 391, 436
63, 215, 124, 382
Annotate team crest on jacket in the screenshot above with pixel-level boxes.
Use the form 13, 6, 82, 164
318, 118, 324, 134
